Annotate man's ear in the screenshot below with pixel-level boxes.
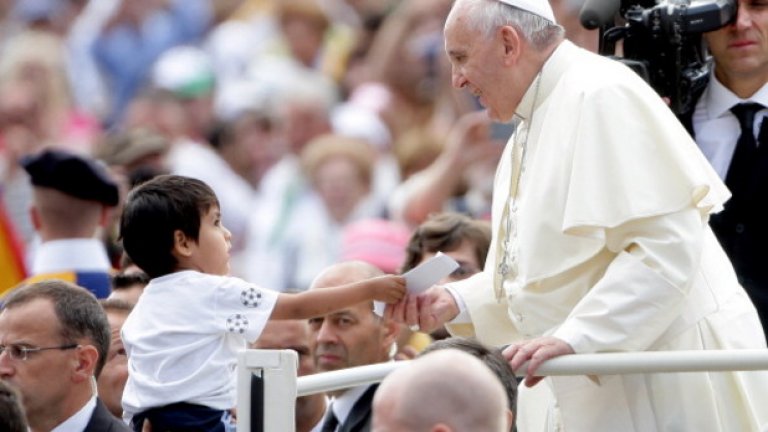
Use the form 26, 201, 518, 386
499, 25, 523, 65
173, 229, 194, 258
30, 205, 42, 231
506, 409, 515, 431
382, 317, 401, 350
72, 344, 99, 383
98, 205, 111, 228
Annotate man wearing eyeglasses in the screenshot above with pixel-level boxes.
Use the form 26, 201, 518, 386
0, 280, 130, 432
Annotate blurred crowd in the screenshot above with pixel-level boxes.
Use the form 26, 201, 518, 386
0, 0, 596, 293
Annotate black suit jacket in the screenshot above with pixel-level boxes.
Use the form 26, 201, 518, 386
84, 399, 132, 432
328, 384, 378, 432
676, 82, 704, 136
678, 80, 768, 337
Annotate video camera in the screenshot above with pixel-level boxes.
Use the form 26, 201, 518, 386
579, 0, 736, 114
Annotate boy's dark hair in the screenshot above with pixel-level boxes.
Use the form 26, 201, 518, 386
112, 270, 150, 290
401, 212, 492, 273
119, 175, 219, 278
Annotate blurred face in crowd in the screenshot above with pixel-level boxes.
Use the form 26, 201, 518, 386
180, 93, 215, 140
97, 309, 130, 417
280, 13, 327, 68
0, 81, 46, 162
122, 91, 186, 140
252, 320, 315, 377
420, 239, 483, 284
705, 0, 768, 89
252, 319, 325, 427
220, 114, 280, 188
279, 103, 331, 154
313, 156, 370, 223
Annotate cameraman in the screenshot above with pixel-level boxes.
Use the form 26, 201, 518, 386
681, 0, 768, 340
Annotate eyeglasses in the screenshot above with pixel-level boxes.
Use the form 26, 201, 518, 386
0, 343, 79, 361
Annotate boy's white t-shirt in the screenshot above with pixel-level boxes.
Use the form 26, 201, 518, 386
120, 270, 279, 421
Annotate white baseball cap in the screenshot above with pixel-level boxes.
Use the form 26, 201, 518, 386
152, 46, 215, 98
498, 0, 557, 23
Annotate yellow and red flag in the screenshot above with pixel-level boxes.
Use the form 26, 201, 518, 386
0, 203, 27, 296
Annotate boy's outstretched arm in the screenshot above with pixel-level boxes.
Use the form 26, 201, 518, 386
270, 275, 406, 320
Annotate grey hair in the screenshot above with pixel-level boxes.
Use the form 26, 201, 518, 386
3, 280, 111, 379
452, 0, 564, 50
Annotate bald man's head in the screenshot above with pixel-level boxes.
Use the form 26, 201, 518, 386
311, 260, 383, 289
308, 261, 400, 391
372, 349, 511, 432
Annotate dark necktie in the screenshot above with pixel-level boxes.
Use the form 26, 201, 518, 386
320, 405, 339, 432
726, 103, 764, 195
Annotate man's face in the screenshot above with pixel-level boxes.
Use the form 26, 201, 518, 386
705, 0, 768, 84
253, 319, 326, 424
308, 301, 392, 372
445, 14, 519, 122
314, 156, 370, 222
0, 299, 80, 422
253, 320, 321, 417
97, 310, 129, 418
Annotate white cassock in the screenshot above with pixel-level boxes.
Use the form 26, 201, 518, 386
446, 40, 768, 432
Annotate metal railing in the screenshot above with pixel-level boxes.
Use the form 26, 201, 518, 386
237, 349, 768, 431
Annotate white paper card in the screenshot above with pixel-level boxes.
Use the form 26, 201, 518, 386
373, 252, 459, 316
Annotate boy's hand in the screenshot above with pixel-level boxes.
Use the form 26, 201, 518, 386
385, 286, 459, 333
371, 275, 407, 303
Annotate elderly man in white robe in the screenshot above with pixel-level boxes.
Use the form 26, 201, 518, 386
386, 0, 768, 431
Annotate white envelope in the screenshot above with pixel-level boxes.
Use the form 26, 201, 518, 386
374, 252, 459, 316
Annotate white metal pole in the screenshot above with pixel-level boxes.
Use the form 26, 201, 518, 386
296, 350, 768, 396
531, 349, 768, 375
298, 362, 407, 397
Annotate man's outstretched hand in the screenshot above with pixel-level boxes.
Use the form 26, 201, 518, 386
384, 285, 459, 333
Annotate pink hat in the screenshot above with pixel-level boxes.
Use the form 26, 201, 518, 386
341, 219, 412, 274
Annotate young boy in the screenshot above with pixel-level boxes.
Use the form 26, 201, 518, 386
118, 175, 405, 431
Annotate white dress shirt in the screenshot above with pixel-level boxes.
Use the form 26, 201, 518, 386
325, 385, 371, 432
692, 75, 768, 178
51, 395, 97, 432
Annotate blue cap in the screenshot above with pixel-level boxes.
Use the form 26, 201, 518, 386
21, 149, 120, 206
